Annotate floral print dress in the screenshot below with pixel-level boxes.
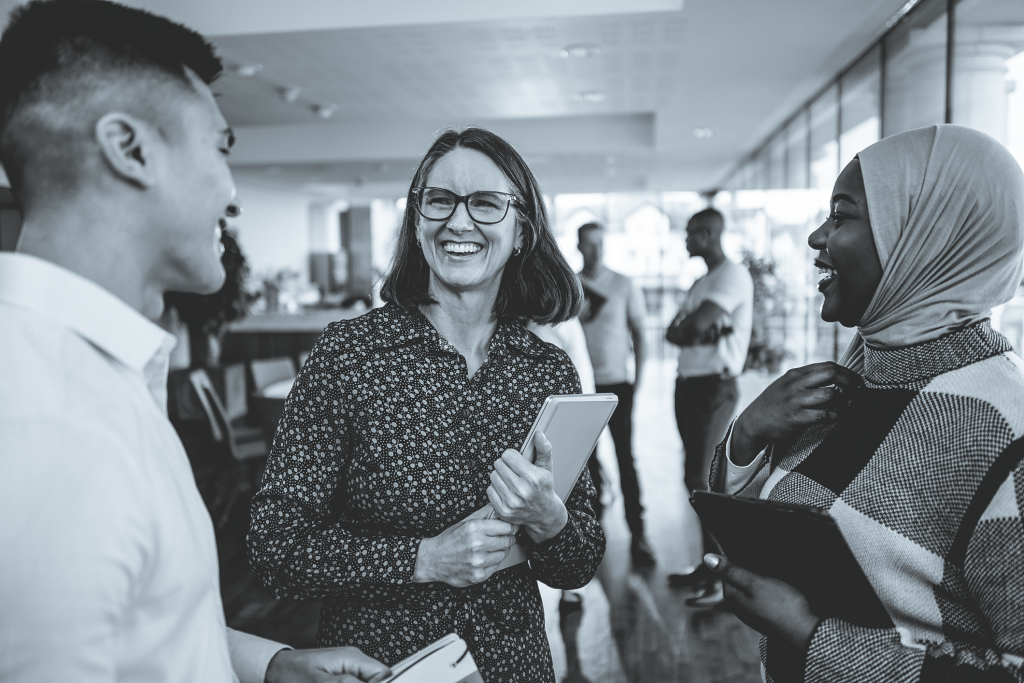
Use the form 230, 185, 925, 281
248, 303, 606, 683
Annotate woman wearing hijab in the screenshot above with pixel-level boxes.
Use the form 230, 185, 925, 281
701, 124, 1024, 682
248, 127, 604, 683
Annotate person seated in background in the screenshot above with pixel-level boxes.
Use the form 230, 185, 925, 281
701, 125, 1024, 682
0, 2, 389, 681
248, 127, 606, 683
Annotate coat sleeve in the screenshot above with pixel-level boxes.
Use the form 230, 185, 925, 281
247, 330, 421, 599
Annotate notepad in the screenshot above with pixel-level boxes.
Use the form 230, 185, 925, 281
690, 491, 892, 628
379, 633, 482, 683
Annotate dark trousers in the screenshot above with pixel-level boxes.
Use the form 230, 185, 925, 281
675, 375, 739, 554
592, 382, 645, 537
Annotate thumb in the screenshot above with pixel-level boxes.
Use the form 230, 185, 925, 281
704, 553, 753, 596
533, 431, 553, 470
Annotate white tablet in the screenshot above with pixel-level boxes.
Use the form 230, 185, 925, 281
492, 393, 618, 569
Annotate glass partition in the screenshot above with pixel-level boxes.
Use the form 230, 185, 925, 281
883, 0, 948, 137
786, 111, 810, 189
840, 45, 881, 167
810, 84, 839, 189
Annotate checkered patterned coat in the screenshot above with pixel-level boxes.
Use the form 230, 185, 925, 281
712, 321, 1024, 683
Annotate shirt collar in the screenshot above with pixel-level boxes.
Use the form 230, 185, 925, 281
0, 253, 175, 374
384, 302, 554, 360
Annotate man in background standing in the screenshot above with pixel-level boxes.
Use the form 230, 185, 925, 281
665, 208, 753, 605
577, 222, 656, 567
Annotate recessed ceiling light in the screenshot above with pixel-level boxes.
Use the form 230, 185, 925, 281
573, 91, 606, 103
693, 127, 715, 139
278, 86, 301, 103
559, 44, 600, 59
313, 103, 337, 119
230, 63, 263, 77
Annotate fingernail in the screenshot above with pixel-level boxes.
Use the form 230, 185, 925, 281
704, 553, 720, 569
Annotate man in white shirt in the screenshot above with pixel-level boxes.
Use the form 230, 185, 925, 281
664, 208, 753, 605
577, 223, 656, 567
0, 2, 389, 682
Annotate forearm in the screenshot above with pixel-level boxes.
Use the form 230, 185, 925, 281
805, 619, 1024, 683
524, 474, 605, 589
248, 492, 420, 598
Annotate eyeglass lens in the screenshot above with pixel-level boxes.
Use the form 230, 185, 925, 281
417, 188, 512, 224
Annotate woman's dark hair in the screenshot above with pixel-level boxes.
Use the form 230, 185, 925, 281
380, 127, 582, 325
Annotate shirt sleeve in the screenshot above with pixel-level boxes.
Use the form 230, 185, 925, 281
704, 263, 753, 316
0, 419, 150, 683
226, 628, 289, 683
248, 336, 421, 600
803, 458, 1024, 683
709, 421, 771, 496
520, 357, 606, 589
626, 278, 647, 333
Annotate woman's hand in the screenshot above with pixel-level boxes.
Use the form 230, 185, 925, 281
704, 554, 821, 652
413, 518, 516, 588
731, 361, 863, 466
487, 432, 569, 544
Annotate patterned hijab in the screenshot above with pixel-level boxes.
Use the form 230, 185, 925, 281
840, 124, 1024, 372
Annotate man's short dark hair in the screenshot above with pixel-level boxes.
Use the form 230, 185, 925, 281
689, 207, 724, 229
577, 222, 603, 243
381, 127, 583, 325
0, 0, 222, 200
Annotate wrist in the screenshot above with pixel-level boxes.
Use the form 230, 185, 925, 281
730, 415, 765, 467
264, 648, 294, 683
411, 537, 434, 583
526, 499, 568, 544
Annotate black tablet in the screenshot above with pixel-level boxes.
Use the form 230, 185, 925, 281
690, 490, 892, 628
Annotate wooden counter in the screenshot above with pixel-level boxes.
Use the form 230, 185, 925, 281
221, 308, 363, 365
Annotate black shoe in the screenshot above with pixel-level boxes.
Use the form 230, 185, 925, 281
630, 536, 657, 567
668, 563, 715, 588
684, 580, 724, 608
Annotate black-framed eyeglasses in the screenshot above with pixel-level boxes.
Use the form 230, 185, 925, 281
410, 187, 520, 225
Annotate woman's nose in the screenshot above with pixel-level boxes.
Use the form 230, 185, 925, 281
447, 201, 474, 231
808, 219, 830, 249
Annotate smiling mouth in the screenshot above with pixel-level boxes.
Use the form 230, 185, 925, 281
816, 264, 837, 291
443, 242, 483, 255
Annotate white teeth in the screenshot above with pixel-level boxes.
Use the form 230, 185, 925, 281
818, 266, 837, 278
443, 242, 482, 254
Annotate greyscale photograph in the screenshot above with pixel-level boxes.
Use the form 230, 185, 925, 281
1, 0, 1023, 682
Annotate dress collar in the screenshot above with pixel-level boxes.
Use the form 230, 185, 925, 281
385, 302, 552, 359
0, 253, 174, 373
862, 319, 1011, 387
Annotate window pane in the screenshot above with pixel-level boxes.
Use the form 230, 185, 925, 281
951, 0, 1024, 171
810, 84, 839, 189
883, 0, 948, 136
840, 45, 881, 167
769, 132, 787, 189
786, 111, 810, 189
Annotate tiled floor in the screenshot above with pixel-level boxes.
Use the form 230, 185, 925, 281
221, 360, 775, 682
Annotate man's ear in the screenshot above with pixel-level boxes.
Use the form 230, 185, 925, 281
94, 112, 158, 188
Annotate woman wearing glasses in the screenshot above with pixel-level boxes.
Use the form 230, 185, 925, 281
249, 127, 604, 683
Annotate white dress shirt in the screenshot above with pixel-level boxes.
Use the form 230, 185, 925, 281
0, 253, 284, 683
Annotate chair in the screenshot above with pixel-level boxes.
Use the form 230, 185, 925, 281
249, 356, 297, 394
187, 369, 267, 532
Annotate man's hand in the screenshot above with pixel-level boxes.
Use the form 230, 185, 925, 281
666, 300, 731, 348
265, 647, 391, 683
704, 554, 821, 652
487, 432, 568, 544
730, 361, 863, 466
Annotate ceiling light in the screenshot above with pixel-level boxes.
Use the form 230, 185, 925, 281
313, 103, 337, 119
559, 44, 599, 58
230, 63, 263, 77
573, 91, 606, 103
278, 86, 301, 103
693, 127, 715, 139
